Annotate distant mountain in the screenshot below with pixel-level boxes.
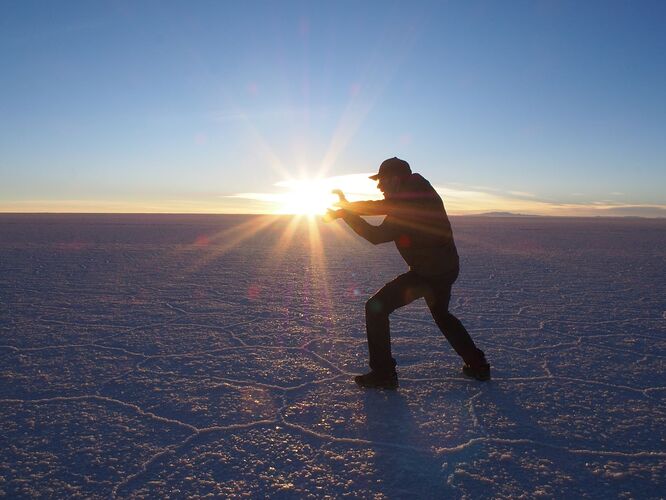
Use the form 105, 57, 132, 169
475, 211, 537, 217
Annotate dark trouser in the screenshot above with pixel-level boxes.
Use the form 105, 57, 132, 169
365, 268, 486, 375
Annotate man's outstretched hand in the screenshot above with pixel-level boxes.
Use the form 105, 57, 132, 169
323, 189, 348, 223
332, 189, 349, 208
323, 208, 345, 223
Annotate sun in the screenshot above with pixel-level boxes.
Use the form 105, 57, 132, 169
280, 189, 331, 216
274, 178, 337, 216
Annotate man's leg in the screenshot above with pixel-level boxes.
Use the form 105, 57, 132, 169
365, 271, 425, 375
425, 271, 487, 368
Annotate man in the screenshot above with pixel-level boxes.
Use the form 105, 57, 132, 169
327, 157, 490, 389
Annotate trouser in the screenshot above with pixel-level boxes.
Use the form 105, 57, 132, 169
365, 268, 486, 375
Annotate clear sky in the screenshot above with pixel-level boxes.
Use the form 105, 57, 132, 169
1, 0, 665, 216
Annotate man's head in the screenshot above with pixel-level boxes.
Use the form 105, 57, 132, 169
369, 157, 411, 196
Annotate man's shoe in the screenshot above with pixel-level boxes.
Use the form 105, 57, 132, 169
354, 371, 399, 389
462, 363, 491, 381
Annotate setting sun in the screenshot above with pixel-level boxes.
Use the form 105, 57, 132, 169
276, 179, 336, 216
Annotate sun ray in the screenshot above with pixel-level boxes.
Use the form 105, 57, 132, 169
209, 81, 293, 182
270, 214, 306, 269
325, 216, 365, 246
306, 216, 334, 324
236, 112, 293, 181
177, 214, 280, 277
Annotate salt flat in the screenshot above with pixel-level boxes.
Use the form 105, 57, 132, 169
1, 214, 664, 498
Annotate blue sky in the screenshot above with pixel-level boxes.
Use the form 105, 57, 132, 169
1, 0, 664, 215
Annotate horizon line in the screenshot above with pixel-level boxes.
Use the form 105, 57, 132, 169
1, 211, 665, 219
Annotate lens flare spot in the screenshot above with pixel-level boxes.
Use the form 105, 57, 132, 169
247, 284, 261, 300
194, 235, 210, 246
398, 234, 411, 248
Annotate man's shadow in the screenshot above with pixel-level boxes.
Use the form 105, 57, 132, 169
360, 388, 445, 496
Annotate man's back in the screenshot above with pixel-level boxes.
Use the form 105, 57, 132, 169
385, 173, 459, 276
345, 173, 459, 276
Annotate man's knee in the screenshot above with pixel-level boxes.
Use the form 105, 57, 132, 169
365, 296, 387, 316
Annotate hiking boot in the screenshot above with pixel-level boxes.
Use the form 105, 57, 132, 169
354, 371, 399, 389
462, 363, 491, 381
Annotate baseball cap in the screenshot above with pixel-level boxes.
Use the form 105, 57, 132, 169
369, 157, 412, 180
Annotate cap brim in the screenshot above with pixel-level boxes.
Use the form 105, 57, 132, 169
369, 174, 380, 180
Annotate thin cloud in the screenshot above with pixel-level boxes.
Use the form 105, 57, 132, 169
508, 190, 537, 198
433, 185, 666, 218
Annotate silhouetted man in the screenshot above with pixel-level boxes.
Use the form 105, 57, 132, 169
328, 157, 490, 389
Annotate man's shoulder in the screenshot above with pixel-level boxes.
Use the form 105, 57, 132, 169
398, 174, 440, 203
403, 173, 434, 192
407, 172, 427, 184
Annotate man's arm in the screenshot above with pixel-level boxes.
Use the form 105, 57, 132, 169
341, 199, 388, 215
332, 189, 389, 216
337, 210, 395, 245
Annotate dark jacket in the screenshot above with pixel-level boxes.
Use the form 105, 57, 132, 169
342, 173, 459, 276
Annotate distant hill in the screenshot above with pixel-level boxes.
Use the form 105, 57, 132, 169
475, 211, 537, 217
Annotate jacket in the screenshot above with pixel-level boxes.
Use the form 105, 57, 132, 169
342, 173, 459, 276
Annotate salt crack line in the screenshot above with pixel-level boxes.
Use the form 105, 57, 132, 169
584, 331, 662, 341
474, 374, 663, 397
165, 302, 188, 315
111, 443, 181, 498
209, 373, 349, 392
567, 448, 666, 458
36, 318, 134, 330
432, 437, 666, 458
400, 374, 666, 400
554, 375, 659, 394
0, 395, 199, 432
541, 317, 661, 327
516, 305, 530, 316
0, 342, 147, 358
526, 340, 581, 352
473, 339, 532, 353
91, 343, 147, 357
466, 391, 486, 435
0, 342, 92, 352
400, 375, 497, 384
195, 344, 335, 354
301, 348, 348, 375
196, 418, 278, 434
643, 386, 666, 394
574, 340, 666, 360
35, 317, 181, 332
125, 317, 182, 331
216, 316, 265, 330
112, 419, 278, 497
281, 419, 433, 455
133, 366, 350, 392
134, 343, 349, 376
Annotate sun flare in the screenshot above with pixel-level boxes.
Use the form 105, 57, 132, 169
271, 175, 380, 216
232, 173, 380, 217
277, 181, 335, 216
